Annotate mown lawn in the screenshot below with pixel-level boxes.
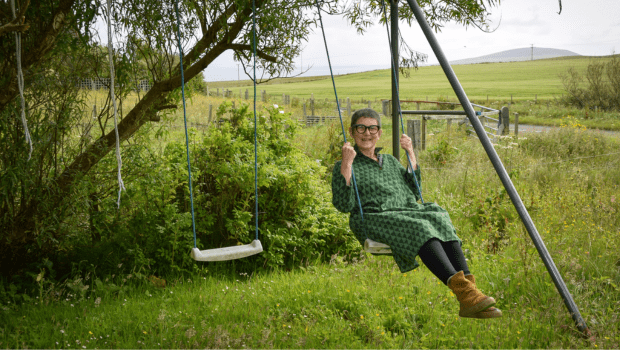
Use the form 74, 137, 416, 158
2, 119, 619, 349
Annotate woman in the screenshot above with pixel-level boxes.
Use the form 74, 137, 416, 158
332, 108, 501, 319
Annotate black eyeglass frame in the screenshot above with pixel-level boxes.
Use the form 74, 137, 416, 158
351, 124, 381, 134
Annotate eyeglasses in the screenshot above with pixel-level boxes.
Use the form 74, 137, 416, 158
352, 124, 380, 134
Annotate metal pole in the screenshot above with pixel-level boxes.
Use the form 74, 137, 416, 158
404, 0, 590, 338
390, 0, 399, 159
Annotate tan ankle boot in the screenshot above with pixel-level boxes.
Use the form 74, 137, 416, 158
447, 271, 495, 317
464, 274, 503, 318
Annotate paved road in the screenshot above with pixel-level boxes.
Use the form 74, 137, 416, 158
512, 124, 619, 137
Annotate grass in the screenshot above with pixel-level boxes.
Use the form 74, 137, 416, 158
208, 55, 618, 102
2, 114, 619, 348
4, 61, 619, 348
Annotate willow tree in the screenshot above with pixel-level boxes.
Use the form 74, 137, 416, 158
1, 0, 503, 273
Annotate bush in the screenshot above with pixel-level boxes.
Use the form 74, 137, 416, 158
560, 55, 620, 111
192, 102, 358, 272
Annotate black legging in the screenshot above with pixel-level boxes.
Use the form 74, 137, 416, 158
417, 238, 470, 285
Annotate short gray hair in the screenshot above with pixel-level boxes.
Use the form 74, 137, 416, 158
351, 108, 381, 128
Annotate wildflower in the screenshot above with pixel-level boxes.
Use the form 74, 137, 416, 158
307, 290, 311, 293
517, 331, 521, 334
61, 330, 65, 334
279, 110, 284, 114
276, 303, 280, 307
427, 291, 431, 295
399, 296, 403, 300
89, 331, 93, 335
346, 290, 350, 293
273, 104, 279, 108
143, 331, 147, 334
360, 315, 364, 320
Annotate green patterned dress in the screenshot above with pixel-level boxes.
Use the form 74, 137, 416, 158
332, 146, 461, 273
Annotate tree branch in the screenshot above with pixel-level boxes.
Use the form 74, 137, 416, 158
0, 0, 30, 37
0, 0, 76, 110
0, 23, 30, 36
228, 44, 278, 63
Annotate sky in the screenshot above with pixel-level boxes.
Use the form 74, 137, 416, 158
203, 0, 620, 82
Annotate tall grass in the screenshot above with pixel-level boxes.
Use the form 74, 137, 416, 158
1, 113, 618, 348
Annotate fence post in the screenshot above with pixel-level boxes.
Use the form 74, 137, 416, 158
501, 106, 510, 135
514, 113, 519, 138
368, 101, 371, 109
421, 116, 427, 151
216, 88, 219, 97
208, 104, 213, 123
407, 119, 422, 150
303, 103, 307, 118
310, 98, 314, 116
347, 97, 351, 116
416, 102, 420, 110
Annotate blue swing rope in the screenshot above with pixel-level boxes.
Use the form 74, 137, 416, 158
173, 0, 260, 248
380, 0, 424, 204
172, 0, 197, 248
252, 0, 259, 241
314, 0, 366, 228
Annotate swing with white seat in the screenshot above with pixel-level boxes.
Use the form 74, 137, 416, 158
314, 0, 422, 255
171, 0, 263, 261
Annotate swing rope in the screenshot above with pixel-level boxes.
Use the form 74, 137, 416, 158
379, 0, 424, 203
314, 0, 366, 229
11, 0, 32, 160
172, 0, 198, 248
106, 0, 126, 208
252, 0, 259, 242
173, 0, 260, 248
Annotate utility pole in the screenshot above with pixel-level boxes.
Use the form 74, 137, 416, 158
531, 44, 534, 61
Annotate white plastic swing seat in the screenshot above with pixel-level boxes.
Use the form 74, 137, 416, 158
191, 240, 263, 261
364, 238, 392, 254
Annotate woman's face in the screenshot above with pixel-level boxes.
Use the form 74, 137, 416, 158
349, 117, 382, 151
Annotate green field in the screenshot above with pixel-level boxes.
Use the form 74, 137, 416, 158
209, 55, 615, 102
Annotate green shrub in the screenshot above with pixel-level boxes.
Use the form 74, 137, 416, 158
192, 102, 358, 272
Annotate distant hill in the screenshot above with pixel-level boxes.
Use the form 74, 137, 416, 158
450, 47, 581, 65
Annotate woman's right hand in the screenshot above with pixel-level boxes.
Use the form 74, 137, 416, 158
341, 142, 356, 186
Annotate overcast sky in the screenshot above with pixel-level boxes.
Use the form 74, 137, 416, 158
204, 0, 620, 82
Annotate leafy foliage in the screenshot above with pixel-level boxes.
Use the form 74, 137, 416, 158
560, 55, 620, 111
193, 103, 358, 271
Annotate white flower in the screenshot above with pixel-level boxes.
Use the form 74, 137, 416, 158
279, 110, 284, 114
273, 104, 279, 108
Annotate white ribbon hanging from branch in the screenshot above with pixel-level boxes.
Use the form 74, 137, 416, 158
106, 0, 125, 207
11, 0, 32, 160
